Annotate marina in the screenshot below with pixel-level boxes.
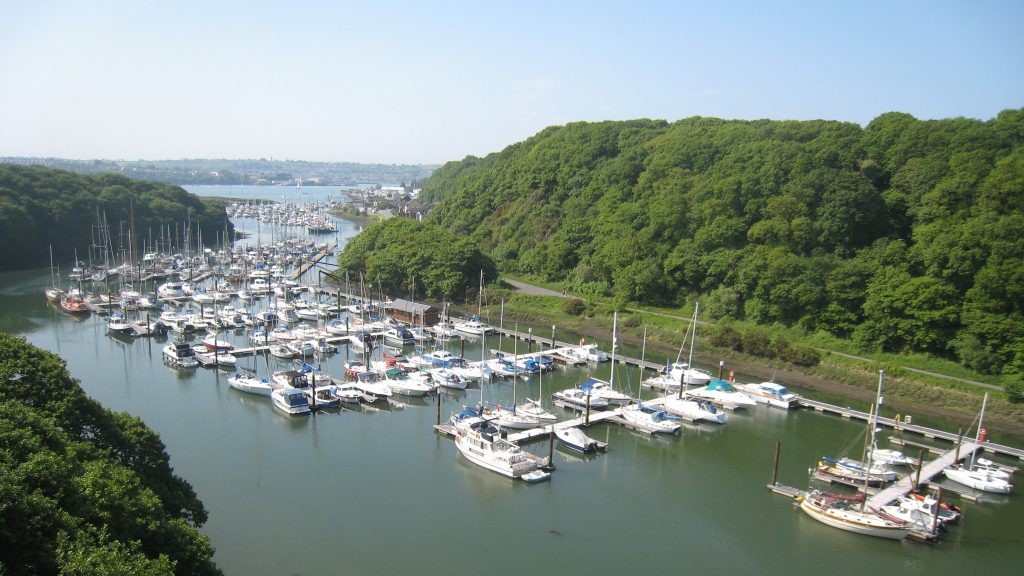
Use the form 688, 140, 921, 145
3, 190, 1022, 575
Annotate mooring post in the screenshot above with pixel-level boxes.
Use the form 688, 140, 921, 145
718, 360, 724, 380
548, 426, 555, 465
771, 440, 781, 485
914, 449, 925, 488
585, 388, 591, 425
435, 387, 441, 426
953, 427, 963, 463
931, 486, 943, 536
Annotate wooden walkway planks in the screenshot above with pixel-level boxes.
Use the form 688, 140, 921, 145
866, 441, 981, 507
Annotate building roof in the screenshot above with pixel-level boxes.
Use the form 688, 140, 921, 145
389, 298, 433, 314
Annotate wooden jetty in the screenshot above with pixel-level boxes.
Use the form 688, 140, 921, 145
866, 441, 981, 507
798, 398, 1024, 461
290, 242, 337, 280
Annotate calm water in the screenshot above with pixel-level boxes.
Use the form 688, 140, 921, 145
3, 229, 1022, 574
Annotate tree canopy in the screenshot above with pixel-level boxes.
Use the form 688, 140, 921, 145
419, 111, 1024, 378
0, 164, 232, 272
0, 333, 221, 576
336, 218, 497, 302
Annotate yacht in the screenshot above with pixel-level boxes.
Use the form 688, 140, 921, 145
661, 395, 728, 424
687, 380, 756, 408
162, 342, 199, 369
800, 491, 910, 540
551, 387, 609, 411
620, 404, 682, 434
272, 388, 312, 415
455, 419, 550, 482
578, 378, 632, 406
228, 368, 273, 396
738, 381, 800, 409
453, 317, 494, 336
157, 281, 184, 299
554, 426, 605, 453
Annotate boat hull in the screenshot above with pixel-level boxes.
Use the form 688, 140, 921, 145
800, 497, 910, 540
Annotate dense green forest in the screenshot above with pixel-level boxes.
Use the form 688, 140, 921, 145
0, 165, 232, 272
419, 111, 1024, 382
0, 333, 220, 575
337, 218, 497, 301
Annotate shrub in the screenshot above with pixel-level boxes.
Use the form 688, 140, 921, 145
709, 325, 742, 351
563, 298, 586, 316
742, 329, 774, 358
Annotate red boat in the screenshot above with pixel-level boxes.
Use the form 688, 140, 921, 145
59, 293, 90, 315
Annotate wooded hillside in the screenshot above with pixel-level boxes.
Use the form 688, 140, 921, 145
420, 111, 1024, 379
0, 165, 232, 272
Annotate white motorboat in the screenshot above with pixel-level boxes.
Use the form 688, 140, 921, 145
687, 380, 756, 408
551, 387, 609, 411
485, 404, 541, 430
162, 342, 199, 369
620, 404, 682, 434
554, 426, 605, 453
565, 342, 608, 363
429, 321, 460, 340
382, 325, 415, 347
349, 371, 393, 402
800, 491, 910, 540
577, 378, 632, 406
201, 332, 234, 352
228, 369, 273, 396
106, 312, 135, 336
329, 385, 366, 405
428, 368, 469, 390
738, 381, 800, 409
455, 419, 549, 481
325, 319, 348, 335
286, 339, 316, 357
381, 368, 432, 397
269, 344, 295, 359
453, 318, 494, 336
272, 388, 311, 415
661, 395, 728, 424
157, 281, 184, 299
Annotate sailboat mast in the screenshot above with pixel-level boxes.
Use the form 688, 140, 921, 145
639, 325, 647, 404
860, 369, 885, 512
610, 311, 618, 389
970, 392, 989, 469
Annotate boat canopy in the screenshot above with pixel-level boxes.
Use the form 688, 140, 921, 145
385, 368, 405, 378
705, 380, 737, 392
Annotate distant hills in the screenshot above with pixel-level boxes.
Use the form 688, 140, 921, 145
0, 157, 437, 187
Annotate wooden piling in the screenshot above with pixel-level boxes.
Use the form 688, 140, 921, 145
771, 440, 781, 485
435, 387, 441, 425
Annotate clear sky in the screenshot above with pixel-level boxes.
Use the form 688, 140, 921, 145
1, 0, 1021, 165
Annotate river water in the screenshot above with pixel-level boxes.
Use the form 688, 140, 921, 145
2, 189, 1020, 575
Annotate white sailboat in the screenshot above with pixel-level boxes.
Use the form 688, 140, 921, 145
800, 370, 910, 540
620, 326, 681, 434
943, 393, 1013, 493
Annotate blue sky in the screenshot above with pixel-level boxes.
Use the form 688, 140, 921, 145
1, 1, 1021, 164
